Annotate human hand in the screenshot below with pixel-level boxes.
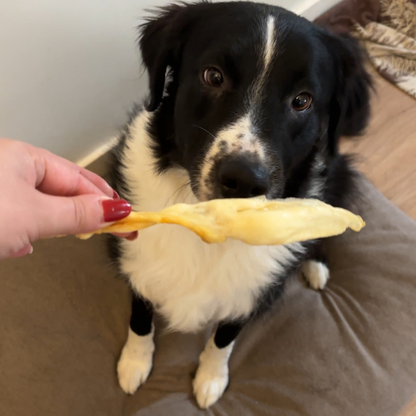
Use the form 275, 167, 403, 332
0, 139, 136, 260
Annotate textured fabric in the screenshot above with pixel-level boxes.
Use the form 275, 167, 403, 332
315, 0, 416, 100
353, 0, 416, 99
1, 178, 416, 416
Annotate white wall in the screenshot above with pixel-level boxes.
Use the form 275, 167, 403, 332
0, 0, 339, 164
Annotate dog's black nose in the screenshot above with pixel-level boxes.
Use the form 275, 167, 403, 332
218, 157, 270, 198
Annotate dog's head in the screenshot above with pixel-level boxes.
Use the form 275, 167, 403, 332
140, 1, 371, 201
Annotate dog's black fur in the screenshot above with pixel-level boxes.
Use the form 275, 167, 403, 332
108, 1, 371, 407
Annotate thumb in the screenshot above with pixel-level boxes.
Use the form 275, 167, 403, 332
34, 194, 131, 238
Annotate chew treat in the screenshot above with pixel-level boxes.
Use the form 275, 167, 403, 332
76, 197, 365, 245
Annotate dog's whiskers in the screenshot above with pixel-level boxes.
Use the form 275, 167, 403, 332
192, 124, 216, 140
164, 181, 191, 207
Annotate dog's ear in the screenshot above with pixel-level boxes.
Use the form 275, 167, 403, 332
139, 3, 192, 112
323, 33, 373, 154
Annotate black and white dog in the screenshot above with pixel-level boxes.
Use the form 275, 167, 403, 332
109, 1, 371, 409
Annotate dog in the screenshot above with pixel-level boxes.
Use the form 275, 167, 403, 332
108, 1, 371, 409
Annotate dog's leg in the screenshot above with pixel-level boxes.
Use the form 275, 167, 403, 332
193, 320, 244, 409
117, 293, 154, 394
302, 242, 330, 290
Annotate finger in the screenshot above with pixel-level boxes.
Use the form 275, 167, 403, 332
79, 168, 115, 198
38, 167, 105, 197
30, 147, 113, 197
33, 194, 131, 238
9, 244, 33, 259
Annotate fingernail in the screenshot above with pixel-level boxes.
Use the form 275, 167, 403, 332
102, 199, 131, 222
9, 244, 33, 259
113, 190, 120, 199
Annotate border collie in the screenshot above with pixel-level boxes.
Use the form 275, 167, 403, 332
108, 1, 371, 409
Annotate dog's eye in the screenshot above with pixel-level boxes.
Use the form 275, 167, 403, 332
203, 68, 223, 87
292, 93, 313, 111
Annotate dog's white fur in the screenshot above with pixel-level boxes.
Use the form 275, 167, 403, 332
193, 335, 234, 409
199, 115, 267, 200
251, 15, 276, 103
302, 260, 330, 290
117, 328, 155, 394
263, 16, 276, 70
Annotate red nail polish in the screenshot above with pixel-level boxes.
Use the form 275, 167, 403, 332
113, 190, 120, 199
102, 199, 131, 222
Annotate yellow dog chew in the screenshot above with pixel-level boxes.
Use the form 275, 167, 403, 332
76, 197, 365, 245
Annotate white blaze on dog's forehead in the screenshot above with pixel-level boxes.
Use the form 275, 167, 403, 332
263, 15, 276, 71
247, 15, 276, 123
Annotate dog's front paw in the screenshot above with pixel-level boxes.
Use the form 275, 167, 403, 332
117, 328, 155, 395
302, 260, 330, 290
193, 361, 229, 409
193, 336, 234, 409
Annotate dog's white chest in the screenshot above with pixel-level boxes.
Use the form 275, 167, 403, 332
117, 112, 300, 332
120, 222, 296, 332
